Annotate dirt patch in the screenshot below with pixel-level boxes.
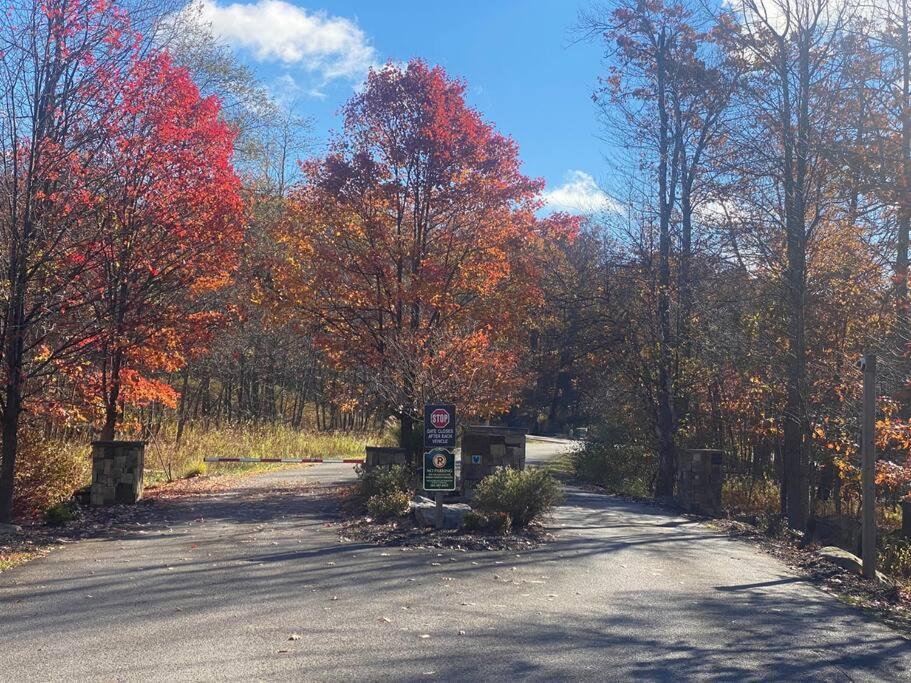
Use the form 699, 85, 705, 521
339, 515, 552, 551
143, 472, 253, 499
712, 518, 911, 637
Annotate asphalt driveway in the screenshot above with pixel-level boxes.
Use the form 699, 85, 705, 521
1, 440, 909, 681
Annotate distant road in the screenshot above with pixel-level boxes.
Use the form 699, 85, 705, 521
2, 440, 909, 680
524, 435, 578, 467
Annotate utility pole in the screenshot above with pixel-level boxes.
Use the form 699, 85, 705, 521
861, 353, 876, 579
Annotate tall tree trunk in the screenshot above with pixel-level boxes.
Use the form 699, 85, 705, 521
100, 349, 124, 441
897, 0, 911, 304
175, 366, 191, 448
779, 31, 810, 531
654, 30, 677, 498
0, 273, 25, 523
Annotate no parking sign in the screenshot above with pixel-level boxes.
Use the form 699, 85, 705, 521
423, 404, 456, 492
423, 447, 455, 491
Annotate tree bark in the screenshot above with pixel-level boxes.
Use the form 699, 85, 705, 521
0, 278, 25, 523
779, 30, 810, 531
654, 29, 677, 498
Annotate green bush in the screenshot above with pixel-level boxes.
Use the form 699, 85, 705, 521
462, 510, 512, 535
571, 430, 655, 497
43, 499, 80, 526
471, 467, 564, 528
366, 490, 411, 520
354, 464, 415, 503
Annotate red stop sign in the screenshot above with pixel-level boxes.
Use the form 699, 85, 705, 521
430, 408, 450, 429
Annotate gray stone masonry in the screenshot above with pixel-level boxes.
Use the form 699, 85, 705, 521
460, 425, 526, 498
364, 446, 409, 469
90, 441, 145, 507
675, 449, 724, 517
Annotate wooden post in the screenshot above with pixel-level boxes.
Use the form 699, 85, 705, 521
435, 491, 444, 530
861, 354, 876, 579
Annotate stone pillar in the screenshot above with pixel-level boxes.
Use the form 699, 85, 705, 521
460, 426, 526, 497
364, 446, 409, 469
90, 441, 145, 506
675, 449, 724, 517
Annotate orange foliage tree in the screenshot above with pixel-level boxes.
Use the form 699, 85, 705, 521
272, 60, 576, 452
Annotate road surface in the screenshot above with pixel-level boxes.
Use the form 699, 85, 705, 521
1, 438, 909, 681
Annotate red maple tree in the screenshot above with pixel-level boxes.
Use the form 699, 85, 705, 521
80, 51, 243, 439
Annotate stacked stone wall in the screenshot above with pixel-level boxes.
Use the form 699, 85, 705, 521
460, 426, 526, 497
91, 441, 145, 506
675, 449, 723, 517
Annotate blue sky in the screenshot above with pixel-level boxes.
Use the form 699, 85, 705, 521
195, 0, 613, 212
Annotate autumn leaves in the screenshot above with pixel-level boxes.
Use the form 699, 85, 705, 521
0, 1, 572, 520
271, 61, 578, 444
0, 1, 242, 519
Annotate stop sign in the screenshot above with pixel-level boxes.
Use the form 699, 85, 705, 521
430, 408, 450, 429
424, 403, 456, 448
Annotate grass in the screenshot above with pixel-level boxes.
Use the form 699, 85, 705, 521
542, 452, 575, 479
12, 422, 386, 513
143, 424, 383, 486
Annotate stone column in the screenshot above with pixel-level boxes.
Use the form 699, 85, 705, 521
90, 440, 145, 506
364, 446, 409, 469
675, 449, 724, 517
460, 426, 526, 497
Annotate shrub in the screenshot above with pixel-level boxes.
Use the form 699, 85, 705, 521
185, 462, 207, 479
366, 490, 411, 520
879, 534, 911, 582
43, 499, 80, 526
571, 428, 655, 497
722, 476, 780, 518
354, 464, 415, 504
462, 510, 512, 535
471, 467, 564, 528
14, 435, 90, 518
761, 513, 790, 538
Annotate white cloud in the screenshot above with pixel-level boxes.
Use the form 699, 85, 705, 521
726, 0, 863, 38
270, 72, 326, 101
194, 0, 376, 82
542, 170, 616, 214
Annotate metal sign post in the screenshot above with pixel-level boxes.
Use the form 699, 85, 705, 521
423, 404, 456, 529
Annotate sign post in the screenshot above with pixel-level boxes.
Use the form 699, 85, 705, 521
423, 404, 456, 529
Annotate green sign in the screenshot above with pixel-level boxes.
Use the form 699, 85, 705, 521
423, 447, 456, 491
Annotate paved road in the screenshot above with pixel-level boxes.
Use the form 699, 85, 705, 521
2, 439, 909, 681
